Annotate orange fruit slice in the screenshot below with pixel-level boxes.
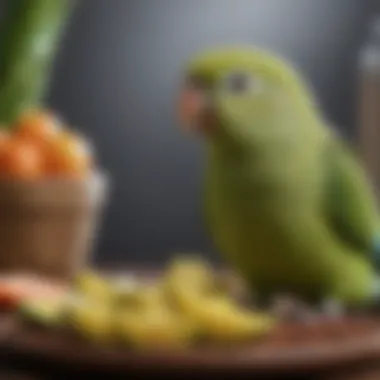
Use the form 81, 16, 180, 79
45, 130, 94, 177
0, 138, 44, 180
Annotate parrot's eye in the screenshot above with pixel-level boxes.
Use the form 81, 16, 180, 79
224, 72, 258, 95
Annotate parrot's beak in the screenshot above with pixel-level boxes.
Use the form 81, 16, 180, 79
178, 86, 205, 131
178, 82, 214, 134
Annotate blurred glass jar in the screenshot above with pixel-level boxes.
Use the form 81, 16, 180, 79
358, 16, 380, 194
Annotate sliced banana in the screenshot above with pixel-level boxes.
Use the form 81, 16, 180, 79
74, 270, 111, 303
19, 257, 276, 349
164, 255, 222, 302
166, 255, 213, 284
66, 300, 114, 343
164, 256, 275, 342
117, 307, 196, 350
20, 298, 66, 327
177, 295, 275, 342
109, 276, 144, 309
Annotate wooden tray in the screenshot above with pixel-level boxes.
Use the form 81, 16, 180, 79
2, 314, 380, 378
2, 269, 380, 378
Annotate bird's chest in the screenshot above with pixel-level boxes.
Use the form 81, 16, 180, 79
206, 152, 321, 219
205, 153, 323, 281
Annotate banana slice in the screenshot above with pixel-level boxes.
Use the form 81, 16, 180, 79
66, 299, 114, 343
179, 294, 275, 342
117, 307, 196, 350
74, 270, 111, 303
134, 284, 164, 308
166, 255, 213, 282
19, 298, 66, 328
164, 255, 221, 299
114, 282, 165, 311
67, 258, 274, 347
110, 275, 141, 307
166, 275, 275, 343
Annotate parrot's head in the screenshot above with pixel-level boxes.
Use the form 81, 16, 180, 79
177, 46, 320, 147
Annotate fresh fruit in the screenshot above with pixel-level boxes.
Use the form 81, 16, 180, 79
0, 138, 44, 179
74, 270, 112, 303
19, 298, 66, 327
171, 293, 275, 342
164, 255, 219, 296
15, 258, 276, 350
130, 284, 165, 310
0, 108, 96, 179
117, 307, 196, 350
0, 131, 11, 164
0, 130, 10, 150
67, 300, 114, 343
164, 256, 276, 342
0, 284, 22, 309
45, 130, 93, 177
15, 109, 62, 145
109, 275, 140, 307
0, 274, 67, 310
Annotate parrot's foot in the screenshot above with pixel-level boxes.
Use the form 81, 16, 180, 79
363, 276, 380, 314
254, 290, 348, 322
269, 294, 319, 323
320, 298, 346, 319
270, 296, 346, 323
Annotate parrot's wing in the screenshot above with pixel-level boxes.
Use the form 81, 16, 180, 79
325, 135, 379, 253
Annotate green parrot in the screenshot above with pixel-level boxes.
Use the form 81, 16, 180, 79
177, 46, 380, 307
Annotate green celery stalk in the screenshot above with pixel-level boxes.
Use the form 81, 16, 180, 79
0, 0, 77, 126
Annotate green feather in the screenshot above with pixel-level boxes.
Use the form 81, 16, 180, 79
324, 136, 379, 254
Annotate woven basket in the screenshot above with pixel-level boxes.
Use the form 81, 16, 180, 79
0, 171, 109, 279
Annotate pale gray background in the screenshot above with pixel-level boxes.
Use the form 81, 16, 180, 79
39, 0, 378, 264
